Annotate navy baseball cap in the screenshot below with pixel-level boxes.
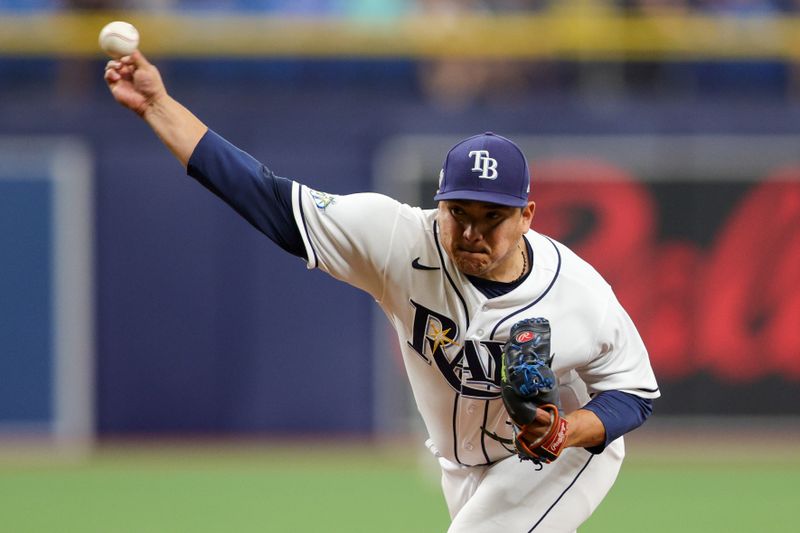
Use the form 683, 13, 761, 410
434, 132, 530, 208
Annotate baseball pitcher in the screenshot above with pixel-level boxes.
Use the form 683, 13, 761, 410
105, 51, 660, 533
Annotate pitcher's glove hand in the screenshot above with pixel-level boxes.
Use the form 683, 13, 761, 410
501, 318, 568, 465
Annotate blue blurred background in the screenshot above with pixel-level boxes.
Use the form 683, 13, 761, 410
1, 0, 799, 444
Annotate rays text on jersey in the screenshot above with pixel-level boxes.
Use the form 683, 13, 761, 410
407, 300, 503, 399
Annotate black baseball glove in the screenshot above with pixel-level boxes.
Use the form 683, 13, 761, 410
500, 318, 568, 465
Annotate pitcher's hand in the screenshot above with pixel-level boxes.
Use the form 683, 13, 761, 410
104, 51, 166, 117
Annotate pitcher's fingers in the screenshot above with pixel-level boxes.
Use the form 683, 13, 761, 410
534, 407, 552, 426
104, 67, 121, 83
123, 50, 149, 69
119, 64, 135, 77
105, 60, 122, 71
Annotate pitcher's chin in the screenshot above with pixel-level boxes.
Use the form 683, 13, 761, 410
452, 254, 489, 277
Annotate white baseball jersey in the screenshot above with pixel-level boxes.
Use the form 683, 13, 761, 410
291, 183, 659, 530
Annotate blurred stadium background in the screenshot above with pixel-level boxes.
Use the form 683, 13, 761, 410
1, 1, 799, 531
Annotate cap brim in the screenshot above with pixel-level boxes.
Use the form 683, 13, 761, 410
434, 189, 528, 208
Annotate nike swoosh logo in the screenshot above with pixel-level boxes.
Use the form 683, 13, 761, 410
412, 257, 440, 271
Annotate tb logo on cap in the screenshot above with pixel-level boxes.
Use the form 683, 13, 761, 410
469, 150, 498, 180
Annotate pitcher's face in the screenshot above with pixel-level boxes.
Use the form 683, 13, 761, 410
437, 200, 535, 282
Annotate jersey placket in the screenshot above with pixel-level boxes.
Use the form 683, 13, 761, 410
457, 301, 497, 465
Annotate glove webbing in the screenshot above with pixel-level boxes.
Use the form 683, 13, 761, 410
510, 358, 556, 397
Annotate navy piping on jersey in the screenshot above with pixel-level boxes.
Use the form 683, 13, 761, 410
489, 236, 562, 340
433, 219, 472, 466
479, 401, 492, 464
528, 454, 594, 532
297, 184, 318, 268
451, 395, 461, 466
636, 387, 660, 394
432, 220, 471, 331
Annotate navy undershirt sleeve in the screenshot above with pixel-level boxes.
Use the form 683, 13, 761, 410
186, 129, 306, 259
582, 390, 653, 454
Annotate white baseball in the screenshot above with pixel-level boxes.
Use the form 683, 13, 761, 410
99, 21, 140, 58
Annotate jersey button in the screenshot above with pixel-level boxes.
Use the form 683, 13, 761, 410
476, 329, 484, 337
464, 442, 474, 451
466, 404, 476, 414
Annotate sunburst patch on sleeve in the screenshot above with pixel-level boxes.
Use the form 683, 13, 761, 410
309, 189, 337, 210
